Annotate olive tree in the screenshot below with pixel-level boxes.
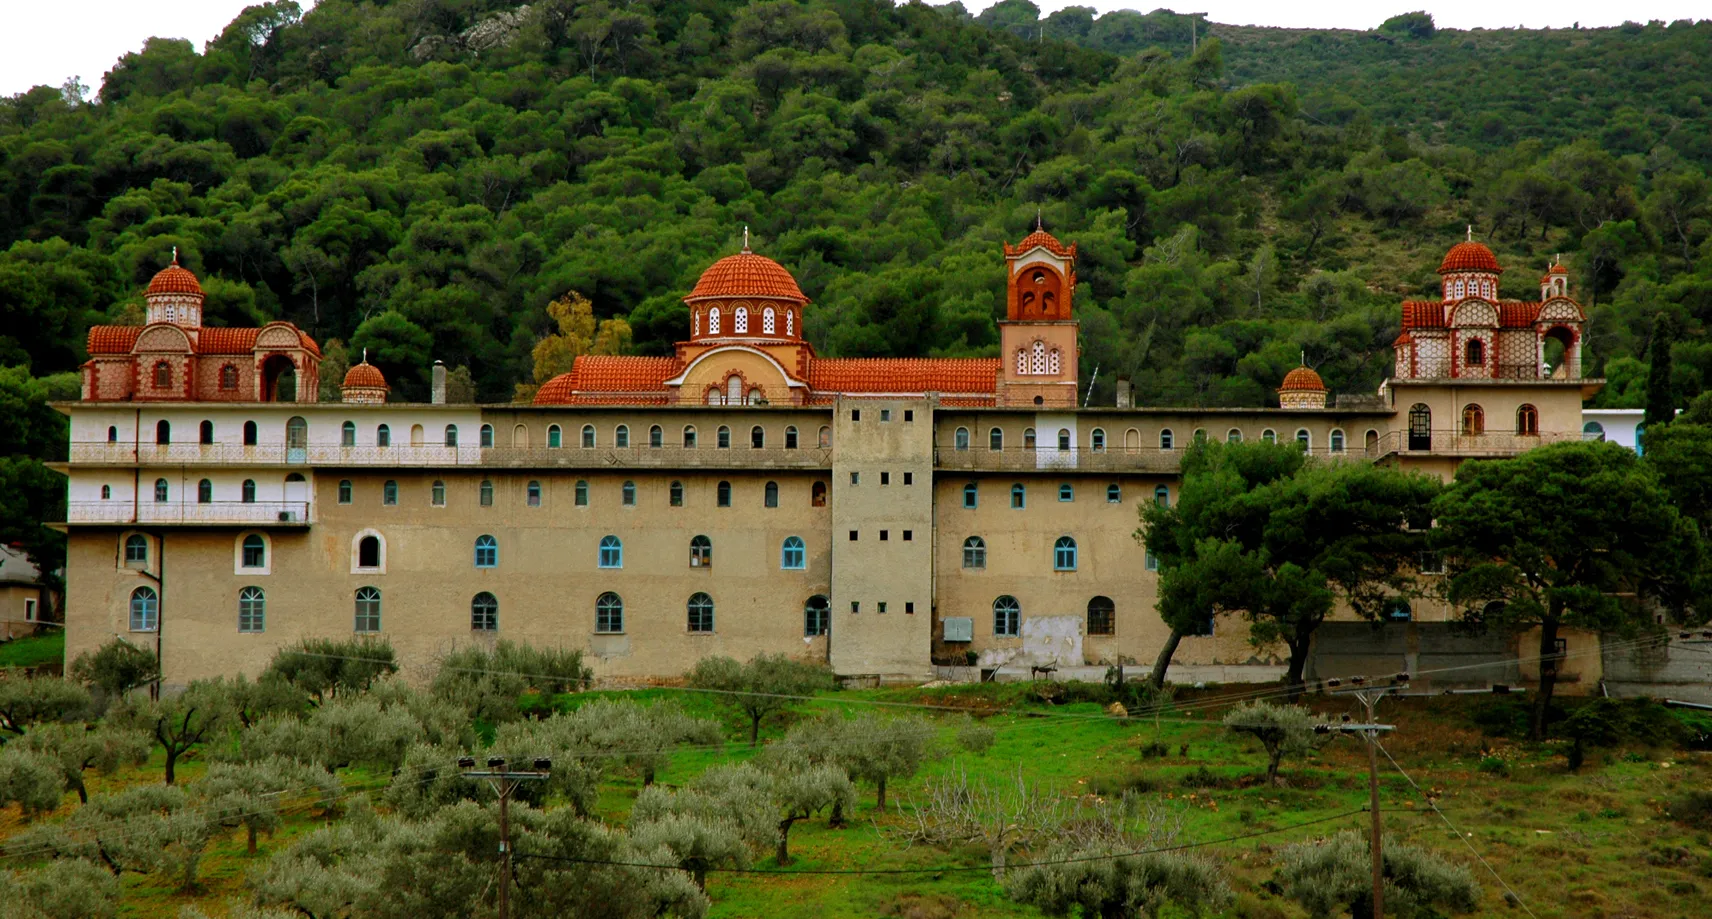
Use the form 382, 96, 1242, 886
0, 747, 63, 817
776, 712, 937, 811
430, 639, 591, 723
262, 637, 398, 705
15, 784, 213, 891
194, 757, 341, 854
68, 638, 158, 705
687, 653, 835, 746
0, 858, 119, 919
0, 673, 90, 739
1223, 701, 1323, 787
113, 680, 233, 784
15, 722, 149, 803
768, 761, 854, 865
1005, 845, 1231, 919
1277, 830, 1480, 919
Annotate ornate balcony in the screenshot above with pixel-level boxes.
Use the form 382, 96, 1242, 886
480, 445, 833, 470
66, 442, 833, 470
1371, 429, 1580, 458
65, 501, 311, 526
933, 447, 1183, 474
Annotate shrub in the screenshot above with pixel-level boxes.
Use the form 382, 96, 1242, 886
1181, 765, 1225, 789
1477, 756, 1509, 777
431, 640, 591, 723
1140, 740, 1171, 758
1670, 790, 1712, 830
957, 718, 996, 754
263, 637, 398, 704
68, 638, 158, 702
1277, 830, 1479, 919
1558, 698, 1683, 770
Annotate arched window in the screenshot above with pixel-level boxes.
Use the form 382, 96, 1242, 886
781, 536, 806, 569
621, 480, 637, 506
1464, 338, 1485, 367
130, 586, 159, 631
575, 480, 589, 506
548, 425, 563, 448
1154, 485, 1170, 508
238, 479, 255, 503
1516, 404, 1539, 436
1365, 430, 1380, 456
734, 307, 748, 334
1295, 429, 1311, 450
155, 478, 170, 503
727, 376, 742, 404
125, 534, 148, 565
238, 587, 265, 633
1057, 429, 1071, 451
811, 482, 827, 507
1107, 484, 1121, 503
354, 587, 381, 633
101, 484, 112, 500
1408, 404, 1432, 450
1194, 429, 1207, 444
198, 479, 213, 503
526, 481, 541, 507
340, 421, 356, 447
650, 425, 663, 448
963, 483, 978, 508
785, 426, 799, 449
1384, 599, 1412, 622
339, 480, 353, 504
1058, 483, 1074, 502
153, 362, 171, 389
717, 481, 731, 507
1087, 596, 1115, 636
1010, 484, 1025, 508
1091, 428, 1105, 452
382, 480, 396, 505
199, 420, 214, 445
465, 592, 496, 632
598, 535, 623, 568
690, 535, 712, 568
479, 479, 493, 506
615, 425, 630, 448
804, 595, 830, 637
156, 420, 171, 445
220, 365, 238, 390
787, 310, 795, 336
444, 425, 459, 447
763, 307, 776, 333
717, 426, 731, 449
708, 307, 721, 335
990, 428, 1004, 451
687, 593, 715, 633
431, 480, 446, 506
818, 426, 830, 448
1054, 536, 1078, 571
480, 424, 494, 448
581, 424, 595, 448
107, 425, 118, 443
475, 535, 498, 568
1330, 429, 1346, 453
955, 427, 970, 451
241, 534, 266, 568
993, 595, 1020, 637
684, 426, 698, 448
963, 536, 987, 569
1461, 404, 1485, 436
373, 423, 389, 448
670, 481, 684, 506
764, 481, 779, 508
1262, 429, 1277, 444
1227, 428, 1243, 444
751, 426, 765, 449
1159, 429, 1174, 450
1024, 428, 1037, 449
358, 536, 381, 569
596, 592, 624, 633
1582, 420, 1606, 442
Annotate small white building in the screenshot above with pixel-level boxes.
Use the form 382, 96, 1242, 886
0, 543, 47, 640
1581, 408, 1645, 453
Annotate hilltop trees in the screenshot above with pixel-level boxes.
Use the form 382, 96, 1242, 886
687, 653, 835, 746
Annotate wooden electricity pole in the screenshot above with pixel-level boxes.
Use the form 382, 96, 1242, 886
1319, 680, 1404, 919
461, 756, 552, 919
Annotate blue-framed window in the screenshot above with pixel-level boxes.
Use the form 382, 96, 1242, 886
782, 536, 806, 569
1054, 536, 1078, 571
598, 535, 623, 569
475, 535, 498, 568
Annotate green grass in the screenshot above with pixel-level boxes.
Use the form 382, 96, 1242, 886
0, 630, 63, 669
4, 683, 1710, 919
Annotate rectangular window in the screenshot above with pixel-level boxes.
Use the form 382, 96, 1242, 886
852, 409, 861, 422
903, 530, 913, 541
849, 530, 858, 541
24, 599, 36, 621
850, 472, 860, 485
881, 409, 892, 422
878, 602, 888, 614
383, 481, 397, 505
881, 472, 890, 485
903, 472, 913, 486
850, 601, 860, 613
880, 530, 889, 541
1145, 550, 1159, 571
338, 480, 353, 504
905, 602, 915, 614
1419, 551, 1445, 574
904, 410, 914, 422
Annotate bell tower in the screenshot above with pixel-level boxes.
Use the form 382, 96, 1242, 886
996, 220, 1079, 408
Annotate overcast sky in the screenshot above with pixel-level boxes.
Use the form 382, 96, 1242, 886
1, 1, 1705, 98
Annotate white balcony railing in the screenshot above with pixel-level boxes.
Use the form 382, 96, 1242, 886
66, 501, 311, 526
69, 442, 475, 467
1372, 429, 1582, 457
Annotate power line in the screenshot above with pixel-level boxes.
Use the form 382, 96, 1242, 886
515, 807, 1370, 876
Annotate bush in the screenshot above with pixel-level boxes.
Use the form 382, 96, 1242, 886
1278, 830, 1479, 919
1181, 765, 1225, 789
263, 637, 398, 704
431, 640, 591, 723
1477, 756, 1509, 777
956, 718, 996, 754
1140, 740, 1171, 758
1558, 698, 1683, 770
1670, 790, 1712, 830
68, 638, 157, 702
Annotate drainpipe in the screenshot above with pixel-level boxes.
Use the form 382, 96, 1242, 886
137, 532, 164, 700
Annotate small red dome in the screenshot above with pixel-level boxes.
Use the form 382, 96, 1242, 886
1013, 228, 1072, 257
1280, 366, 1327, 392
1438, 241, 1502, 274
342, 361, 388, 390
1547, 261, 1569, 275
686, 251, 808, 303
146, 257, 202, 296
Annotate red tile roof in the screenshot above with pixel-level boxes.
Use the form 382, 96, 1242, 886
1438, 241, 1503, 274
1498, 302, 1543, 328
1279, 366, 1326, 393
806, 358, 1000, 394
146, 260, 203, 296
342, 362, 387, 390
84, 323, 321, 357
1006, 229, 1074, 259
534, 356, 683, 405
297, 331, 322, 358
1400, 302, 1447, 330
198, 328, 261, 354
87, 326, 141, 355
686, 252, 808, 303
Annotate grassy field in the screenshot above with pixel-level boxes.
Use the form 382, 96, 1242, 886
0, 631, 63, 670
3, 681, 1709, 919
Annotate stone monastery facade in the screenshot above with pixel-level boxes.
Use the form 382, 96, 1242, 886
56, 230, 1597, 687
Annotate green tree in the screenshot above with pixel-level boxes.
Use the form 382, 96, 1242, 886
686, 653, 835, 746
429, 639, 590, 724
113, 680, 233, 784
15, 722, 149, 804
1645, 312, 1679, 428
1222, 701, 1323, 786
1433, 441, 1698, 739
0, 674, 90, 739
262, 637, 398, 705
0, 747, 63, 816
68, 638, 159, 704
0, 858, 120, 919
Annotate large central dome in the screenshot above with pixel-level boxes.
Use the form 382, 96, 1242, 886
685, 250, 809, 303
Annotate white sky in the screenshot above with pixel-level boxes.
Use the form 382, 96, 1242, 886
1, 1, 1705, 98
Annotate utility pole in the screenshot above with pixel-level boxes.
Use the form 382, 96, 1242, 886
460, 756, 552, 919
1318, 676, 1407, 919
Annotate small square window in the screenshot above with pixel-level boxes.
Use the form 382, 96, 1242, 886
849, 530, 859, 541
881, 472, 890, 485
851, 472, 860, 485
905, 602, 915, 614
881, 409, 892, 422
852, 409, 861, 422
878, 601, 888, 613
904, 410, 914, 422
903, 530, 913, 541
851, 601, 860, 613
880, 530, 889, 541
903, 472, 913, 485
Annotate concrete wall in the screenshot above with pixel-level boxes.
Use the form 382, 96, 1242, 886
1602, 637, 1712, 704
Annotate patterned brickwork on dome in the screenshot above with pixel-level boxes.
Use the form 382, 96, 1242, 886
1279, 366, 1327, 392
806, 358, 1000, 394
1438, 241, 1503, 274
146, 262, 203, 296
686, 252, 808, 303
1005, 229, 1075, 259
343, 362, 388, 390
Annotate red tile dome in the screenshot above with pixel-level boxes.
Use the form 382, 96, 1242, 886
686, 250, 808, 303
1012, 228, 1072, 258
146, 255, 203, 296
1279, 366, 1327, 393
1438, 241, 1502, 274
342, 361, 388, 390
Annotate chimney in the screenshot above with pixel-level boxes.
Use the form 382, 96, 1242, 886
431, 361, 447, 405
1115, 378, 1132, 409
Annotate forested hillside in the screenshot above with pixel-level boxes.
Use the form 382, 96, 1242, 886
4, 0, 1712, 585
